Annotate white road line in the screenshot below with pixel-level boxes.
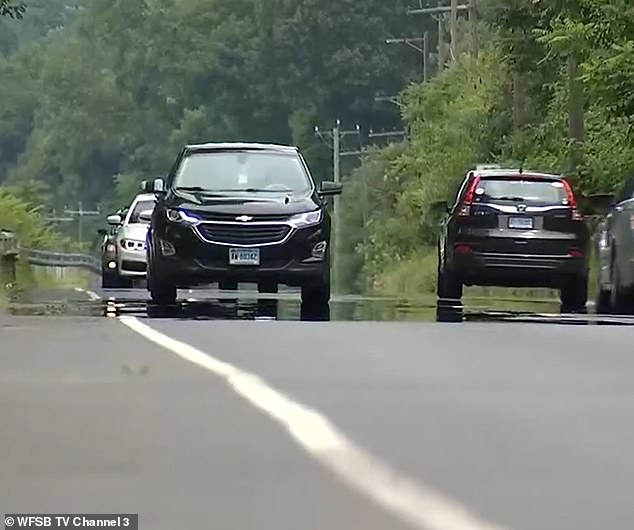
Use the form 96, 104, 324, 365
74, 287, 101, 301
119, 316, 509, 530
86, 290, 101, 301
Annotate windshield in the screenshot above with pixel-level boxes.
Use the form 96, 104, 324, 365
127, 200, 155, 224
173, 151, 312, 194
475, 178, 568, 204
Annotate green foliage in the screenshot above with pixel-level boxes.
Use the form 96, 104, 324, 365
0, 187, 68, 250
0, 0, 421, 227
0, 0, 25, 19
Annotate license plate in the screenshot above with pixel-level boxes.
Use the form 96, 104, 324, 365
508, 216, 534, 230
229, 248, 260, 265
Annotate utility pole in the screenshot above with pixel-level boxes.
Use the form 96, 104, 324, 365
64, 201, 100, 244
567, 53, 585, 174
423, 31, 429, 82
314, 121, 362, 295
438, 15, 446, 72
407, 2, 472, 70
469, 0, 478, 59
450, 0, 458, 63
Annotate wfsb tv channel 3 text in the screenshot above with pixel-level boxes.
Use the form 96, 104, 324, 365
4, 515, 138, 530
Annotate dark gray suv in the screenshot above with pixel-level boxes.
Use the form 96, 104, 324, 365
435, 167, 590, 313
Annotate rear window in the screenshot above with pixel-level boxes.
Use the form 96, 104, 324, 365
474, 177, 568, 205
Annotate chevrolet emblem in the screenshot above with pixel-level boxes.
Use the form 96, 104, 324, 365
235, 215, 253, 222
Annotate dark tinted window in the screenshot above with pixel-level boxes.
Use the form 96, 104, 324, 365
474, 178, 569, 204
173, 151, 311, 193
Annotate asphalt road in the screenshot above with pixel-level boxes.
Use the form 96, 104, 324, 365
2, 287, 634, 530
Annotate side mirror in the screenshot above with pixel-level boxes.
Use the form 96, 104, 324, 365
319, 181, 343, 196
97, 228, 107, 236
107, 214, 122, 226
139, 209, 153, 222
142, 178, 166, 194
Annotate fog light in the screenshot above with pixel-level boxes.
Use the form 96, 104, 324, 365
108, 261, 117, 269
311, 241, 327, 260
160, 239, 176, 256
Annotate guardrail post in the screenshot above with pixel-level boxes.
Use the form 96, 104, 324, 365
0, 229, 18, 288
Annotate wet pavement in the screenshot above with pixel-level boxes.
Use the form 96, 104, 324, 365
4, 285, 634, 326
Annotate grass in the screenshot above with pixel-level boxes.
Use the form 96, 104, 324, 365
1, 265, 94, 313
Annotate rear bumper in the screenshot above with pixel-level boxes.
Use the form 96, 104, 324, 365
455, 252, 587, 287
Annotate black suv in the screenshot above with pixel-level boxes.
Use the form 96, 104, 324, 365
435, 168, 590, 313
140, 143, 342, 306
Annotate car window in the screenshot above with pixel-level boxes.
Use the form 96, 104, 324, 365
127, 200, 155, 224
173, 151, 312, 194
474, 178, 568, 204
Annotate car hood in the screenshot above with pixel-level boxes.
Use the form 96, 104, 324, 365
167, 189, 320, 216
118, 223, 150, 241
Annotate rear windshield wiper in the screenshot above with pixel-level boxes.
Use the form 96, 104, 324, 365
215, 188, 293, 193
494, 196, 527, 202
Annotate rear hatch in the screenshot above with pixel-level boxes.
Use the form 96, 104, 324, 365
458, 174, 586, 256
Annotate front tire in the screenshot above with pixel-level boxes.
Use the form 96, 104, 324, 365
101, 269, 120, 289
301, 259, 330, 307
147, 248, 177, 306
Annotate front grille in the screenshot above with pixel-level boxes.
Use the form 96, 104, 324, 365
121, 260, 146, 272
199, 212, 291, 222
197, 223, 292, 245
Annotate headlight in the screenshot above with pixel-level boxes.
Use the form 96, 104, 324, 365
120, 239, 145, 250
166, 208, 200, 226
288, 210, 322, 229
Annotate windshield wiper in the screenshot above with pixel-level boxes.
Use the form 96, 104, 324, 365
495, 196, 527, 202
214, 188, 293, 193
175, 187, 230, 196
176, 186, 207, 192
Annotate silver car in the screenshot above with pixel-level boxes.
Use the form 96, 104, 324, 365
103, 194, 156, 288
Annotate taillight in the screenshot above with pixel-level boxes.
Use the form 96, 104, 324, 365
562, 179, 583, 221
569, 247, 584, 258
458, 175, 481, 216
454, 244, 473, 255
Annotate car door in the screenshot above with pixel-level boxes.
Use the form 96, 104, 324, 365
612, 176, 634, 288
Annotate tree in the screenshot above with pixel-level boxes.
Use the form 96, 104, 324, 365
0, 1, 25, 19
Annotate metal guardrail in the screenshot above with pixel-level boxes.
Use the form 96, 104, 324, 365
22, 249, 101, 275
1, 229, 18, 258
